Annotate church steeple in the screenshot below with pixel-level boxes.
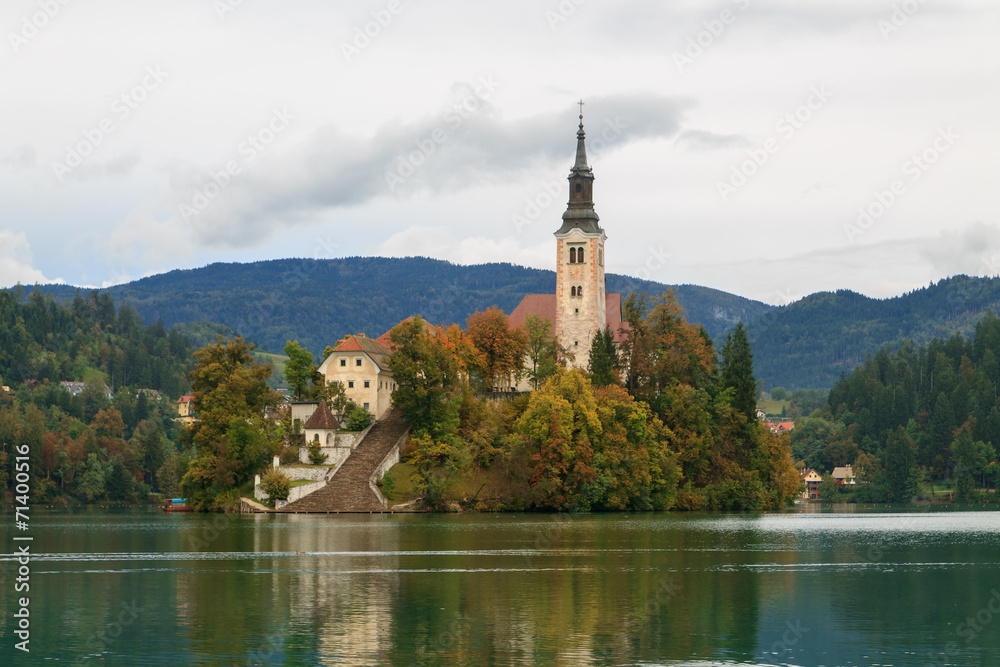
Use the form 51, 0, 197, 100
553, 102, 608, 372
557, 102, 602, 235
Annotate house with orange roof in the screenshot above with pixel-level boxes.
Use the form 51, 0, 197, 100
317, 333, 397, 419
176, 393, 198, 424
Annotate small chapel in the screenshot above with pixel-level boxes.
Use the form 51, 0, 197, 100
509, 107, 627, 372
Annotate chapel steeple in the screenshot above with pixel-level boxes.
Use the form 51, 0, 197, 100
556, 102, 602, 236
553, 102, 607, 371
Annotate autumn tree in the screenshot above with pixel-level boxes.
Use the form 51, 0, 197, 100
465, 307, 529, 392
515, 370, 604, 510
182, 337, 281, 509
621, 292, 716, 413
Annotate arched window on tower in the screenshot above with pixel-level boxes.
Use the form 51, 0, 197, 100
570, 247, 576, 264
571, 286, 576, 296
578, 285, 583, 297
579, 248, 585, 263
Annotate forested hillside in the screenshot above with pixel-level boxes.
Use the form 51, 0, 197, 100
789, 313, 1000, 503
0, 288, 194, 396
36, 257, 771, 361
0, 289, 199, 503
750, 275, 1000, 389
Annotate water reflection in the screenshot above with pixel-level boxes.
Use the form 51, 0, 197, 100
3, 509, 1000, 665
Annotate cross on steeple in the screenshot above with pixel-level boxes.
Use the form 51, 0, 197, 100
577, 99, 585, 119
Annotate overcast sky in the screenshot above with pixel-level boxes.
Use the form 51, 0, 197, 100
1, 0, 997, 305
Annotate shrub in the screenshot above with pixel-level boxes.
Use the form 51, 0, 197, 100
260, 469, 291, 501
307, 439, 328, 465
346, 404, 373, 431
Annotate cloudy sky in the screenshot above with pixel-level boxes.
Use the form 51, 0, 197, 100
1, 0, 997, 304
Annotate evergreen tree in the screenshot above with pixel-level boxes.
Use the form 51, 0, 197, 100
587, 326, 620, 387
720, 322, 758, 423
883, 426, 918, 503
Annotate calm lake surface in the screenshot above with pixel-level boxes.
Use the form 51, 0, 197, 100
3, 506, 1000, 666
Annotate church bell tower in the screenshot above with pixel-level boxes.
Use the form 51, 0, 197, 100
554, 104, 607, 371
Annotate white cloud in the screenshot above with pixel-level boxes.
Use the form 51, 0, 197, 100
0, 230, 62, 287
377, 226, 550, 269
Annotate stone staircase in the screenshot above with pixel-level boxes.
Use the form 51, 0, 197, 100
279, 407, 408, 513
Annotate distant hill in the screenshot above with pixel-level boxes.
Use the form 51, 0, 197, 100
35, 256, 770, 359
29, 261, 1000, 392
749, 275, 1000, 390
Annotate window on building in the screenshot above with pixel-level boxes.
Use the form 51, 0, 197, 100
579, 248, 585, 263
599, 249, 603, 266
575, 183, 582, 193
355, 358, 362, 367
364, 380, 370, 388
339, 359, 346, 367
326, 433, 333, 445
574, 341, 579, 346
363, 402, 370, 410
348, 381, 354, 388
575, 308, 579, 314
571, 286, 576, 296
578, 285, 583, 296
570, 247, 576, 263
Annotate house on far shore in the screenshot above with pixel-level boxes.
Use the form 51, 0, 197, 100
800, 468, 822, 499
768, 420, 795, 433
176, 393, 197, 425
832, 465, 856, 486
317, 333, 397, 420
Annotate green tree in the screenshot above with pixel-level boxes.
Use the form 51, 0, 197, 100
133, 418, 166, 487
587, 326, 620, 387
345, 404, 373, 431
720, 322, 757, 423
77, 453, 106, 501
307, 439, 328, 465
105, 460, 136, 501
951, 420, 995, 503
283, 340, 315, 400
388, 317, 461, 438
524, 314, 560, 390
883, 426, 919, 503
182, 337, 281, 508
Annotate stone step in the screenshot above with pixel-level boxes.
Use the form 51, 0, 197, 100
279, 407, 408, 513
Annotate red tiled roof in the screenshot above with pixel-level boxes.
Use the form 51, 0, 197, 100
508, 293, 629, 343
303, 401, 341, 430
177, 394, 193, 404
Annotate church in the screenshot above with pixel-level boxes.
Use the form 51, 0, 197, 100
317, 108, 626, 406
509, 108, 626, 372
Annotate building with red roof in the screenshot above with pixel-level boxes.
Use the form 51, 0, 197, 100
317, 333, 396, 419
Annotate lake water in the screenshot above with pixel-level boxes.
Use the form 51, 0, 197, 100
3, 506, 1000, 666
